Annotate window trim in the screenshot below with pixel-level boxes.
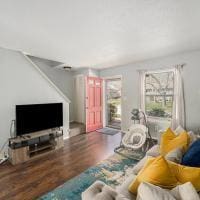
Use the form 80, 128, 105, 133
144, 68, 175, 120
144, 68, 175, 75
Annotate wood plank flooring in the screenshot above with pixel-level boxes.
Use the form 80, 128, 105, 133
0, 132, 121, 200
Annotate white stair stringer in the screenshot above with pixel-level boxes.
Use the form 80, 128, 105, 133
22, 53, 70, 103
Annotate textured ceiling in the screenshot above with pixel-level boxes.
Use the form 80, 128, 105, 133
0, 0, 200, 69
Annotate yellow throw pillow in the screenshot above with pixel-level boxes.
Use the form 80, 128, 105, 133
160, 128, 190, 156
128, 156, 178, 194
168, 161, 200, 192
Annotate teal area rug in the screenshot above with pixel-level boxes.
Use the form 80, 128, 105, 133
39, 154, 138, 200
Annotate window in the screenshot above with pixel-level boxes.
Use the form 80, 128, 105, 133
145, 70, 174, 119
106, 78, 122, 129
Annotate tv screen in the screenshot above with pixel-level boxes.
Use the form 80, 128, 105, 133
16, 103, 63, 136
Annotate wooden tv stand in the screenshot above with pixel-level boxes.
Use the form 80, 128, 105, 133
8, 128, 64, 165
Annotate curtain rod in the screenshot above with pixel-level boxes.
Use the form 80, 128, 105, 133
136, 63, 186, 72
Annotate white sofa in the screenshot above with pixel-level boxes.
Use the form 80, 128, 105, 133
81, 145, 162, 200
82, 175, 137, 200
82, 136, 200, 200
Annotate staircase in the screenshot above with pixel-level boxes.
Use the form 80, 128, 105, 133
69, 122, 86, 137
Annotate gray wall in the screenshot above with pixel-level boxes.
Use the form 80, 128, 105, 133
30, 57, 75, 121
100, 50, 200, 135
0, 47, 70, 150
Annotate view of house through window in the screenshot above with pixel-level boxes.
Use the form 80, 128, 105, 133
106, 78, 122, 129
145, 71, 174, 119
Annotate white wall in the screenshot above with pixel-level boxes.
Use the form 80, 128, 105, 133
28, 57, 75, 121
0, 47, 70, 149
74, 75, 85, 124
100, 50, 200, 136
73, 68, 99, 77
88, 69, 100, 77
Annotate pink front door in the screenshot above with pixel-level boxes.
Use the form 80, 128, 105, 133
86, 77, 103, 132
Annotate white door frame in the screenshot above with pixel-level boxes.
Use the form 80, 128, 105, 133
102, 75, 122, 129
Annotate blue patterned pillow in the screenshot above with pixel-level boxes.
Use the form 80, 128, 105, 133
182, 139, 200, 167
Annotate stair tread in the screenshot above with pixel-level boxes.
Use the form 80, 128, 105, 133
70, 122, 85, 129
69, 122, 86, 137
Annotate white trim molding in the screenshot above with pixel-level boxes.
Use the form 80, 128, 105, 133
102, 75, 122, 80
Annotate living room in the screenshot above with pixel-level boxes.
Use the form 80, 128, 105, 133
0, 1, 200, 200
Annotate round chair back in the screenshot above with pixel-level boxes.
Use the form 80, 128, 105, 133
122, 124, 148, 150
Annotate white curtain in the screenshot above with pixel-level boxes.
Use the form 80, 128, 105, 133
139, 70, 146, 112
171, 65, 185, 129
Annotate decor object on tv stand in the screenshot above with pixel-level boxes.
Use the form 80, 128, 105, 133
8, 128, 64, 165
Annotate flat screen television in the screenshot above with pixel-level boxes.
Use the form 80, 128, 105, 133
16, 103, 63, 136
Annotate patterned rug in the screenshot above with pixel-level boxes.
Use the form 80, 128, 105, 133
39, 154, 138, 200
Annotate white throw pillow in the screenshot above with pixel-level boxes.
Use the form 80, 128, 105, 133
136, 182, 176, 200
165, 147, 183, 163
188, 131, 198, 146
174, 126, 197, 146
174, 125, 185, 135
146, 144, 160, 157
137, 182, 200, 200
171, 182, 200, 200
82, 181, 129, 200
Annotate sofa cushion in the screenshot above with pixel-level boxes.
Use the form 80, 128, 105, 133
165, 147, 183, 164
146, 144, 183, 164
175, 125, 185, 135
116, 174, 137, 200
188, 131, 198, 146
128, 156, 178, 194
132, 156, 153, 175
137, 182, 200, 200
160, 128, 189, 155
146, 145, 160, 157
82, 181, 129, 200
137, 182, 176, 200
181, 139, 200, 167
175, 126, 197, 146
171, 182, 200, 200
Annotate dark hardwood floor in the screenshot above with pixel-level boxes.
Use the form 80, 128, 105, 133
0, 132, 121, 200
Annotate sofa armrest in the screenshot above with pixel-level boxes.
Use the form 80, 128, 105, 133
82, 181, 129, 200
132, 156, 153, 175
146, 144, 160, 157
